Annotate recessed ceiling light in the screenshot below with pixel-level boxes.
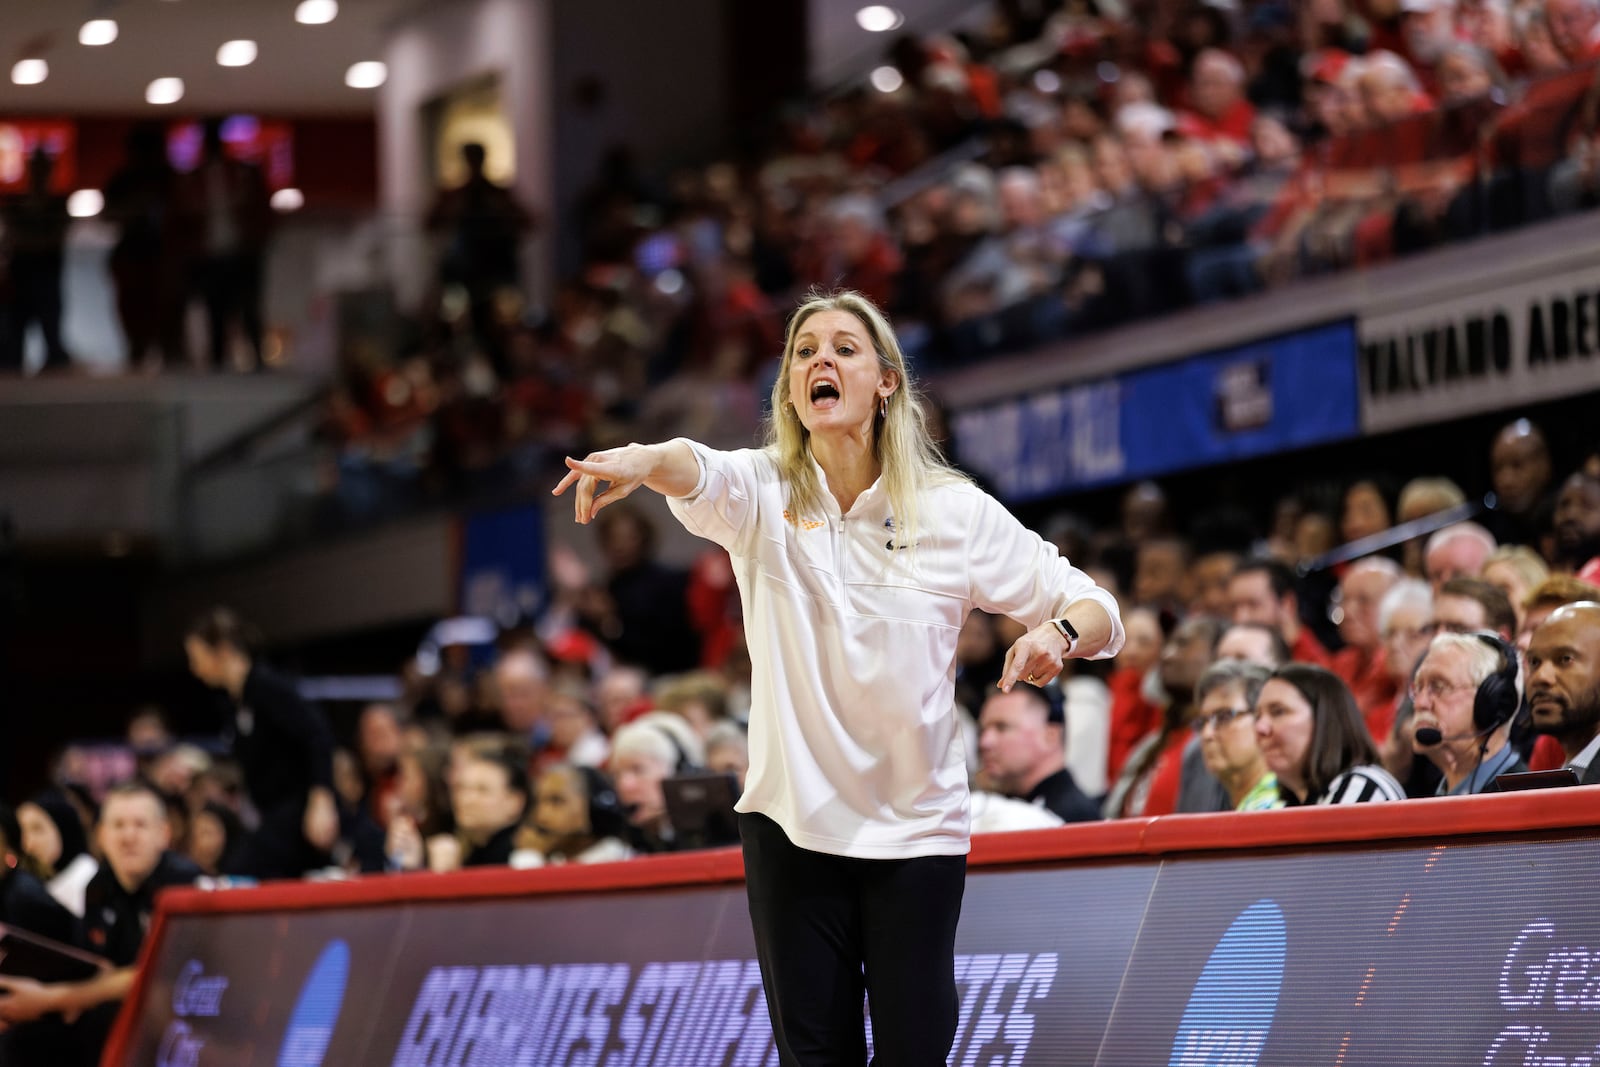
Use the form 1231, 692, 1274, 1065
217, 40, 257, 67
79, 19, 119, 46
869, 65, 904, 93
855, 6, 905, 32
67, 189, 104, 218
11, 59, 48, 86
270, 188, 305, 213
295, 0, 338, 25
344, 61, 386, 89
146, 77, 184, 105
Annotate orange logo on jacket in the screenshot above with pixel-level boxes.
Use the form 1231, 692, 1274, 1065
783, 510, 825, 530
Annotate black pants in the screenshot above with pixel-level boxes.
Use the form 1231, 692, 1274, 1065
739, 812, 966, 1067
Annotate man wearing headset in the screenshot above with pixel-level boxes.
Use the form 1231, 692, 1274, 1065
1409, 631, 1528, 795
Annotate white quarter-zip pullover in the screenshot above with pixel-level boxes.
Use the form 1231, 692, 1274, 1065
667, 440, 1124, 859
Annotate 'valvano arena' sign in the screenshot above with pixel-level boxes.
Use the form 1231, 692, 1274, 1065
1359, 268, 1600, 433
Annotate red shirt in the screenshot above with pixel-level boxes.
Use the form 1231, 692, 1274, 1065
1107, 668, 1162, 782
1332, 645, 1400, 738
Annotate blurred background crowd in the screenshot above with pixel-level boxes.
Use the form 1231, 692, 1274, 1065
5, 0, 1600, 1059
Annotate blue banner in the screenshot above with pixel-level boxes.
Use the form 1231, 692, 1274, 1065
951, 320, 1360, 502
457, 502, 546, 625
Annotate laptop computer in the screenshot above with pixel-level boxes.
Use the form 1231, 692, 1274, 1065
1493, 768, 1582, 792
661, 771, 742, 850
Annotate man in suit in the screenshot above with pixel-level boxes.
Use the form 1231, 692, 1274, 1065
1525, 602, 1600, 785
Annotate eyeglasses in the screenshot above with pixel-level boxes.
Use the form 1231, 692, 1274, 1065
1193, 707, 1253, 732
1384, 623, 1438, 644
1409, 677, 1476, 703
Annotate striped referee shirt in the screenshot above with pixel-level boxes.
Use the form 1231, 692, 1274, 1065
1311, 764, 1407, 805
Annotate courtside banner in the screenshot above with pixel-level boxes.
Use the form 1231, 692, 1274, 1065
1359, 263, 1600, 433
950, 320, 1359, 503
107, 793, 1600, 1067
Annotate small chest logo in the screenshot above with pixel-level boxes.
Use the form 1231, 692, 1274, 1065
883, 516, 917, 550
783, 509, 824, 531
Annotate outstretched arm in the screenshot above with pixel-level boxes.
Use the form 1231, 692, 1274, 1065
551, 441, 701, 524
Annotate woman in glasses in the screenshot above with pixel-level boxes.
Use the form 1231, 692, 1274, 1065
1254, 663, 1407, 805
1194, 660, 1281, 811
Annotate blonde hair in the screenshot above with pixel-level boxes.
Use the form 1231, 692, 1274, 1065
765, 289, 966, 549
1484, 545, 1549, 591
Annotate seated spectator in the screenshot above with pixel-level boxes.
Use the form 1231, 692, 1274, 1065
609, 715, 703, 853
1227, 557, 1331, 665
1424, 522, 1499, 591
1194, 661, 1282, 811
1395, 476, 1466, 574
1180, 49, 1257, 150
1331, 557, 1404, 725
1105, 617, 1222, 818
1187, 549, 1241, 619
1410, 631, 1527, 793
1518, 574, 1600, 651
978, 683, 1100, 824
1525, 601, 1600, 784
16, 790, 98, 917
186, 802, 245, 878
512, 764, 633, 867
652, 670, 734, 740
1215, 622, 1292, 668
535, 684, 610, 774
440, 743, 530, 870
1486, 419, 1556, 547
704, 721, 750, 792
1254, 664, 1407, 804
1482, 546, 1551, 631
1551, 472, 1600, 573
0, 802, 86, 1067
1375, 578, 1438, 783
385, 740, 453, 843
1176, 622, 1291, 813
355, 702, 404, 826
594, 664, 650, 734
1434, 577, 1517, 637
1132, 536, 1193, 614
0, 781, 201, 1057
1341, 477, 1397, 549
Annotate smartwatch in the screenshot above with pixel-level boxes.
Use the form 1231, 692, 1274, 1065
1051, 616, 1079, 655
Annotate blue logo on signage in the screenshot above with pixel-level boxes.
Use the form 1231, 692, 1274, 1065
1168, 900, 1286, 1067
278, 939, 349, 1067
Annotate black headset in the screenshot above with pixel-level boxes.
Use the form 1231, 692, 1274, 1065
1471, 631, 1521, 733
572, 764, 630, 841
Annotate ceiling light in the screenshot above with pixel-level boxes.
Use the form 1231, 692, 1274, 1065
855, 6, 905, 32
344, 61, 386, 89
79, 19, 118, 46
11, 59, 48, 86
270, 188, 305, 213
295, 0, 338, 25
217, 39, 257, 66
869, 65, 904, 93
67, 189, 104, 218
146, 77, 184, 105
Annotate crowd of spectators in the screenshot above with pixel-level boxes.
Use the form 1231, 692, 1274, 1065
317, 0, 1600, 518
5, 408, 1600, 1060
